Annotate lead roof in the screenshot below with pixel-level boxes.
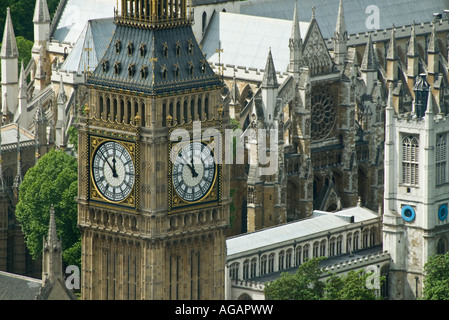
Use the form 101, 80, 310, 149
86, 24, 221, 95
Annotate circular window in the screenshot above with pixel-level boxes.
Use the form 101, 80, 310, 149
401, 205, 415, 222
311, 86, 336, 141
439, 204, 448, 221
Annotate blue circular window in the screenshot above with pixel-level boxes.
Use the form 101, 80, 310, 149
401, 205, 415, 222
439, 204, 448, 221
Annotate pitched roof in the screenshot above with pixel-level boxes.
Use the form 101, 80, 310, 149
51, 0, 115, 45
0, 271, 42, 300
87, 24, 221, 95
201, 12, 309, 72
240, 0, 449, 39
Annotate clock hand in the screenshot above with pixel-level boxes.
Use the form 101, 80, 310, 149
190, 157, 198, 178
100, 152, 115, 172
112, 157, 118, 178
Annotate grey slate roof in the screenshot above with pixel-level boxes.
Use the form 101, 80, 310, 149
87, 24, 221, 95
226, 206, 379, 258
60, 18, 115, 74
240, 0, 449, 39
51, 0, 115, 44
201, 12, 309, 72
0, 271, 42, 300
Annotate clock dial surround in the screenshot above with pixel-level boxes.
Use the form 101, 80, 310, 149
172, 141, 216, 203
92, 140, 135, 202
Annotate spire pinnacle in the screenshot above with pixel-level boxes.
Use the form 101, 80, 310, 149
427, 23, 439, 54
291, 0, 301, 42
361, 35, 377, 71
262, 48, 278, 88
334, 0, 348, 41
0, 8, 19, 59
407, 23, 419, 57
33, 0, 50, 23
387, 27, 398, 60
18, 62, 27, 99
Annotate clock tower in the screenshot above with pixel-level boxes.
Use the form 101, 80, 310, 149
77, 0, 230, 300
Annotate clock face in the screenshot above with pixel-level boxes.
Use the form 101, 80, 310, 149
92, 141, 135, 202
172, 141, 216, 202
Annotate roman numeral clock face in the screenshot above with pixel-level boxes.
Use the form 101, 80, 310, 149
172, 142, 216, 203
92, 141, 135, 202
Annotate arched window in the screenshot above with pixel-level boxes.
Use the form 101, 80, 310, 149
320, 240, 327, 257
402, 135, 419, 185
362, 228, 369, 248
278, 251, 285, 271
347, 233, 352, 253
353, 231, 360, 251
303, 244, 309, 262
329, 237, 336, 257
268, 253, 275, 273
437, 237, 447, 255
260, 255, 267, 275
295, 246, 302, 266
436, 134, 447, 185
313, 241, 319, 258
243, 260, 249, 280
229, 263, 239, 281
286, 249, 292, 269
250, 258, 257, 278
370, 227, 376, 246
337, 235, 343, 255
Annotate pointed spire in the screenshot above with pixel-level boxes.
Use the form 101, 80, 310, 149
291, 0, 301, 43
33, 0, 50, 23
18, 62, 27, 99
262, 48, 279, 88
36, 100, 47, 123
57, 76, 67, 105
0, 8, 19, 59
427, 23, 439, 54
361, 35, 377, 71
334, 0, 348, 41
47, 205, 59, 246
407, 23, 419, 57
387, 27, 398, 60
230, 72, 240, 105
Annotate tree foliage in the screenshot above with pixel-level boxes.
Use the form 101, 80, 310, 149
15, 149, 80, 267
264, 257, 383, 300
423, 252, 449, 300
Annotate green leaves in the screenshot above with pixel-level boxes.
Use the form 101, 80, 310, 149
15, 149, 80, 267
423, 252, 449, 300
264, 257, 383, 300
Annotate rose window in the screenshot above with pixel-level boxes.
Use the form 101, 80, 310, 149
311, 87, 336, 141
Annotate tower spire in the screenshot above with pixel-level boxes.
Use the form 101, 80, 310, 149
288, 0, 303, 75
407, 23, 419, 57
361, 35, 377, 71
262, 48, 279, 89
333, 0, 348, 66
0, 8, 19, 59
42, 204, 63, 283
33, 0, 50, 23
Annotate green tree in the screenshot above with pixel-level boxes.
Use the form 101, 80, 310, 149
265, 257, 384, 300
423, 252, 449, 300
323, 269, 383, 300
15, 148, 80, 267
264, 258, 326, 300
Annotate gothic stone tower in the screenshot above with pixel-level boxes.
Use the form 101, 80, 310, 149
383, 77, 449, 300
77, 0, 229, 300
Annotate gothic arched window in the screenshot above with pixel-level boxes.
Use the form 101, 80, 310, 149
402, 135, 419, 185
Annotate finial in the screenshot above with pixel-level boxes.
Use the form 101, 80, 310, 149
311, 6, 316, 19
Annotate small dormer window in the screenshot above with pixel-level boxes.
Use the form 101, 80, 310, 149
115, 40, 121, 54
102, 60, 109, 73
161, 65, 168, 80
114, 62, 121, 75
175, 41, 181, 57
188, 61, 194, 77
174, 63, 180, 79
163, 43, 169, 58
128, 63, 135, 77
187, 40, 194, 55
127, 42, 134, 55
201, 61, 207, 74
140, 66, 148, 79
139, 44, 146, 57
